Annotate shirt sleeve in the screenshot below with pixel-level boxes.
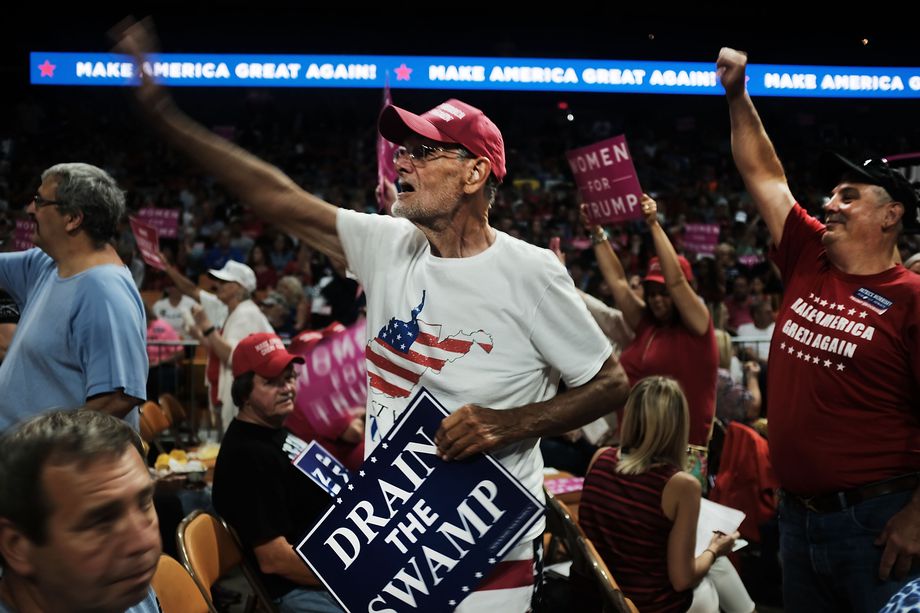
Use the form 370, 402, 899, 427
770, 203, 826, 282
0, 249, 50, 307
577, 289, 634, 351
73, 269, 149, 401
336, 208, 423, 287
199, 290, 229, 328
223, 302, 274, 351
530, 257, 613, 387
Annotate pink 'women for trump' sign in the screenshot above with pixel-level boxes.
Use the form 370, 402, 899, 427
566, 135, 644, 225
129, 217, 166, 271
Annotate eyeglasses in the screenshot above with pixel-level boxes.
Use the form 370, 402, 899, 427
32, 194, 64, 208
393, 144, 469, 166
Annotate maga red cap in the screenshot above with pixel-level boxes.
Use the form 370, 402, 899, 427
232, 333, 304, 378
378, 99, 506, 181
644, 255, 694, 285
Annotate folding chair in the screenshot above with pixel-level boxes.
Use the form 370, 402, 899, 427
543, 488, 637, 613
177, 510, 278, 613
159, 392, 194, 447
576, 536, 639, 613
150, 553, 215, 613
139, 401, 172, 455
159, 393, 187, 424
544, 486, 576, 565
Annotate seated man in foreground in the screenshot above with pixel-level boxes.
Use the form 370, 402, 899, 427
212, 332, 341, 612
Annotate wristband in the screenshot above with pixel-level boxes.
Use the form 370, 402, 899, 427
202, 326, 216, 337
704, 548, 718, 559
591, 228, 609, 246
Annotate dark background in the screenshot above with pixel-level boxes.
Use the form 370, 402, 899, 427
2, 3, 918, 203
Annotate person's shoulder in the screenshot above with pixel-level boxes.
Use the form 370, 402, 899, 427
339, 209, 425, 256
782, 202, 825, 244
216, 424, 274, 465
895, 267, 920, 288
125, 587, 161, 613
4, 247, 54, 273
237, 298, 263, 314
495, 230, 550, 256
665, 470, 701, 496
340, 208, 414, 231
493, 231, 560, 274
78, 265, 139, 299
587, 445, 617, 472
82, 262, 134, 283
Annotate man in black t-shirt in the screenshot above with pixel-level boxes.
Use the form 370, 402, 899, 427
212, 332, 341, 612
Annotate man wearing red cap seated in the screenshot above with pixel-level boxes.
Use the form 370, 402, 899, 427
212, 332, 341, 612
115, 20, 629, 611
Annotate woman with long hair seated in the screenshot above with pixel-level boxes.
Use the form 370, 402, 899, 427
579, 376, 755, 613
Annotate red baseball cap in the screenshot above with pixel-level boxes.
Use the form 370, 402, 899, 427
378, 99, 506, 181
644, 255, 695, 285
232, 333, 304, 378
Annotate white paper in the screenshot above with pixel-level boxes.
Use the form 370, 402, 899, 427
580, 416, 611, 445
544, 560, 573, 579
695, 498, 746, 557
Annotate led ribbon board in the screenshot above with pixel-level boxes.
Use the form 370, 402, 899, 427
31, 52, 920, 98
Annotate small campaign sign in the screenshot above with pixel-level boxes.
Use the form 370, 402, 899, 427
566, 135, 643, 225
286, 321, 367, 447
296, 388, 544, 613
128, 217, 165, 271
13, 219, 36, 251
294, 440, 352, 497
136, 207, 180, 239
683, 223, 720, 255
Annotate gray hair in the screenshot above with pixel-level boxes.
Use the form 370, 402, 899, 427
485, 175, 499, 208
41, 163, 126, 246
0, 410, 143, 545
276, 275, 304, 302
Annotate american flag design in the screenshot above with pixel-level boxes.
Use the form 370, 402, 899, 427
365, 291, 494, 399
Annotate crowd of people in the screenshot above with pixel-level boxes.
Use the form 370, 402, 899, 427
1, 22, 919, 613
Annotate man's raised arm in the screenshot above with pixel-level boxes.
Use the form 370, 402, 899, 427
717, 47, 795, 247
111, 18, 345, 265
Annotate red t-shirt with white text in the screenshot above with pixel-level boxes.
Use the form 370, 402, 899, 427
769, 204, 920, 495
619, 316, 717, 447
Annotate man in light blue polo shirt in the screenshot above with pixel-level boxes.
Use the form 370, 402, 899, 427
0, 163, 147, 432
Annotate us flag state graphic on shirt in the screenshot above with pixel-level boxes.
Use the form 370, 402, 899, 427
365, 291, 494, 398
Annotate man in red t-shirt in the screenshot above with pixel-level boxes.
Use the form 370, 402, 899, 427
719, 48, 920, 612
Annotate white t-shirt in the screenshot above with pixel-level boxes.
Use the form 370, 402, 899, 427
337, 209, 611, 541
735, 321, 775, 362
152, 294, 201, 339
200, 291, 273, 430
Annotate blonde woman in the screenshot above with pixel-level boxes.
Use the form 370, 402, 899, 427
579, 377, 754, 613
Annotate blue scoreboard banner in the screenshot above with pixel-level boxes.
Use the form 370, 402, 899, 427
30, 52, 920, 99
295, 387, 544, 613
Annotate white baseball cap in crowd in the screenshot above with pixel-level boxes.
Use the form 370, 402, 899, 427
208, 260, 257, 293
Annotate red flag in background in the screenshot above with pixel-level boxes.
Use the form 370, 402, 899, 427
376, 76, 399, 213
